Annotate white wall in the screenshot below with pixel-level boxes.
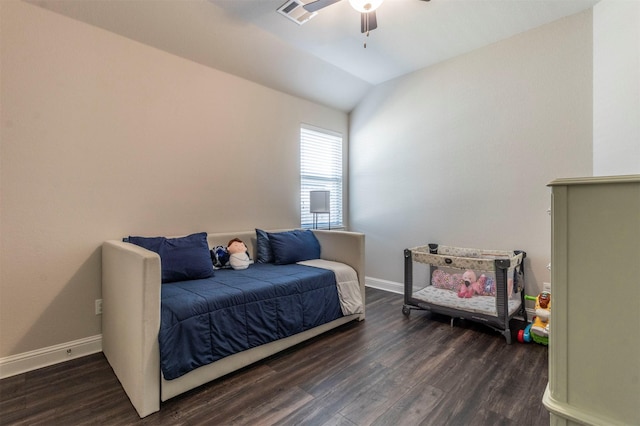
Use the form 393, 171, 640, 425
349, 10, 594, 295
0, 1, 348, 359
593, 0, 640, 176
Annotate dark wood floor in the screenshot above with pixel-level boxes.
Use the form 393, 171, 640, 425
1, 288, 549, 425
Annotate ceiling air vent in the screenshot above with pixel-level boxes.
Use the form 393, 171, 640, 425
277, 0, 317, 25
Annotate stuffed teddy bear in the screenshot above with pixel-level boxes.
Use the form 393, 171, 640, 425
457, 270, 485, 298
227, 238, 252, 270
475, 274, 488, 295
211, 245, 231, 269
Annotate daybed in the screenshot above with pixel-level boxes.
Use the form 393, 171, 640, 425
102, 229, 365, 418
403, 244, 526, 343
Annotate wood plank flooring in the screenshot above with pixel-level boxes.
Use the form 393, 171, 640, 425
0, 288, 549, 425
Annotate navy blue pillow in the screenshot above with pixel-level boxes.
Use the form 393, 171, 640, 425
255, 228, 274, 263
123, 235, 164, 252
267, 229, 321, 265
125, 232, 214, 283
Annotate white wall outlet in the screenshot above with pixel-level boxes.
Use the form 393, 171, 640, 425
543, 282, 552, 292
95, 299, 102, 315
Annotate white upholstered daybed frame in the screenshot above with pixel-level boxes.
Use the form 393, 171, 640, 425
101, 229, 365, 418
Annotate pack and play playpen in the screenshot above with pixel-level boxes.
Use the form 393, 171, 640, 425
403, 244, 526, 343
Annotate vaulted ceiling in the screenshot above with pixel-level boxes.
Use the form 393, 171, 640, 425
27, 0, 600, 111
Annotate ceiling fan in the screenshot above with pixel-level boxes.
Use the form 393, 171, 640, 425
303, 0, 431, 35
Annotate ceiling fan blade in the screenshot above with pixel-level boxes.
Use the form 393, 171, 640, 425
360, 10, 377, 33
368, 10, 377, 31
303, 0, 342, 12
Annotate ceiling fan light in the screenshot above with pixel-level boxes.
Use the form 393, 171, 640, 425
348, 0, 384, 13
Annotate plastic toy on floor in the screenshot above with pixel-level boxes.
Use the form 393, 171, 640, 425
518, 291, 550, 345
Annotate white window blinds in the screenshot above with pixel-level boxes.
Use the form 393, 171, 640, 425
300, 125, 343, 229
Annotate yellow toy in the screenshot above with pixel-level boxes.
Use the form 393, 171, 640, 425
519, 291, 550, 345
531, 291, 550, 342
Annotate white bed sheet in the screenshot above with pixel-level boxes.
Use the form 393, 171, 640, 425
298, 259, 364, 316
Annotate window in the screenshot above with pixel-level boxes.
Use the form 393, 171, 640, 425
300, 125, 343, 229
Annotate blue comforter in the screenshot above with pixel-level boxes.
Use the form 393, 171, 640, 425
159, 263, 343, 380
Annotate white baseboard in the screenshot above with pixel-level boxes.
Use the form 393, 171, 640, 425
365, 276, 403, 294
0, 334, 102, 379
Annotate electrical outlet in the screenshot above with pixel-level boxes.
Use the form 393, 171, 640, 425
543, 282, 551, 292
95, 299, 102, 315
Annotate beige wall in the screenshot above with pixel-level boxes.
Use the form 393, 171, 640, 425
0, 1, 348, 358
593, 0, 640, 176
349, 10, 594, 295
